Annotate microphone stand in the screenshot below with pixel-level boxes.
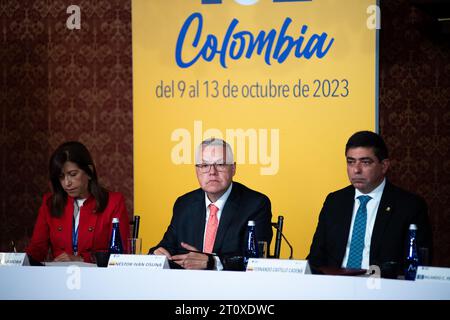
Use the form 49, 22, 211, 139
132, 215, 140, 239
271, 216, 294, 259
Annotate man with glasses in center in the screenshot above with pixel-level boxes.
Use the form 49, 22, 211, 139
149, 138, 272, 270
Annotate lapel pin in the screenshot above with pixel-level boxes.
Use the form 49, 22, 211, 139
88, 227, 94, 232
385, 207, 391, 213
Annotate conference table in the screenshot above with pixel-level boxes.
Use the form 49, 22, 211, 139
1, 264, 450, 300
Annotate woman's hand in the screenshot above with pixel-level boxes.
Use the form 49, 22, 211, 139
53, 252, 83, 262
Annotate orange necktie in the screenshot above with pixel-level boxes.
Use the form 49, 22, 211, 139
204, 204, 219, 253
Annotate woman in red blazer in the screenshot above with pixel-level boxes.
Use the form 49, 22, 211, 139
26, 141, 130, 263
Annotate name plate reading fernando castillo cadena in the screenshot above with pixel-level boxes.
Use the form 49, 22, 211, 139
246, 258, 311, 274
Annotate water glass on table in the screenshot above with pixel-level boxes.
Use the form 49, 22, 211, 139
128, 238, 142, 255
258, 241, 268, 258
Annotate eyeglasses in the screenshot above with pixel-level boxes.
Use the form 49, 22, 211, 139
195, 163, 231, 173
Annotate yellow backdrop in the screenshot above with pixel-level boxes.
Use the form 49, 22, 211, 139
133, 0, 377, 259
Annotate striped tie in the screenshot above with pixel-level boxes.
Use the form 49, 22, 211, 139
346, 195, 371, 269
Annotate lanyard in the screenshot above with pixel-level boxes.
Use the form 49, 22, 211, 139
72, 200, 80, 255
72, 216, 79, 255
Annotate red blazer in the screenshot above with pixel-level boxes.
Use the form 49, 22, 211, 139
26, 192, 130, 263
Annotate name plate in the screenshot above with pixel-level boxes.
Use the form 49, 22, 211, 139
415, 266, 450, 282
246, 258, 311, 274
0, 253, 29, 266
108, 254, 169, 269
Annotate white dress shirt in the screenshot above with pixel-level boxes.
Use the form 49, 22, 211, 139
203, 182, 233, 247
203, 182, 233, 270
341, 179, 386, 269
73, 198, 87, 231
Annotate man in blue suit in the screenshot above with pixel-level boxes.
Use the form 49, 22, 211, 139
308, 131, 432, 273
150, 138, 272, 270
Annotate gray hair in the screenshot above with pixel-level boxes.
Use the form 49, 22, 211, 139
195, 138, 234, 165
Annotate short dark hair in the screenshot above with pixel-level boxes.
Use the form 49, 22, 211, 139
48, 141, 108, 216
345, 131, 389, 161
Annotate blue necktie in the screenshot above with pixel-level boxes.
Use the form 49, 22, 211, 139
346, 195, 371, 269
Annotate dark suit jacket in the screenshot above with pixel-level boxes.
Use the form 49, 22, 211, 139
307, 181, 432, 269
149, 182, 273, 256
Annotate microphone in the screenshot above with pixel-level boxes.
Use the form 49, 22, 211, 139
271, 216, 294, 259
132, 215, 140, 239
9, 240, 17, 253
